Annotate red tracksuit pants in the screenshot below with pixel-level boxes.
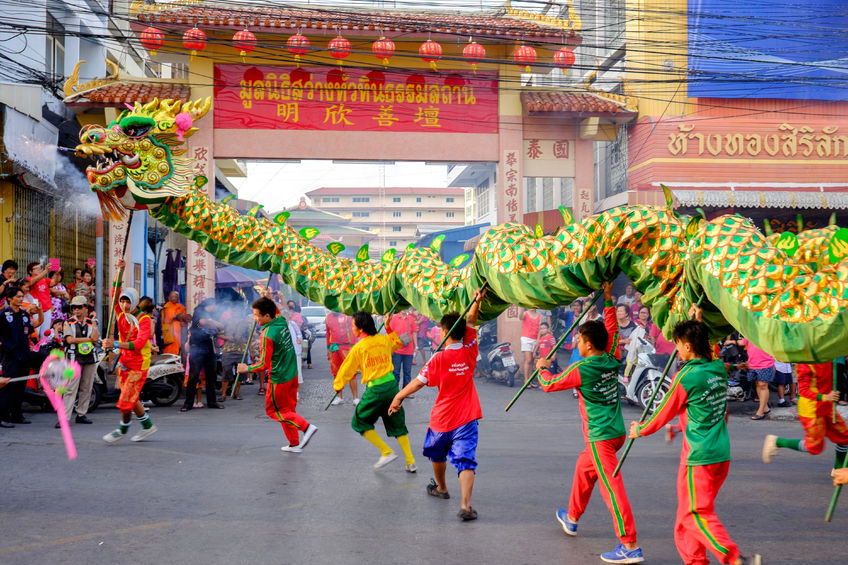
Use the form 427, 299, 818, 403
800, 411, 848, 454
569, 436, 637, 544
675, 462, 740, 565
266, 379, 309, 447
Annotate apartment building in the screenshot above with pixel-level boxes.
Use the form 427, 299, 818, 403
306, 187, 466, 255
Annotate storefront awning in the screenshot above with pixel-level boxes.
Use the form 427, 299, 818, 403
672, 189, 848, 210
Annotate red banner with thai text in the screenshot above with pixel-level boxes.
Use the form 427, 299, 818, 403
213, 65, 499, 134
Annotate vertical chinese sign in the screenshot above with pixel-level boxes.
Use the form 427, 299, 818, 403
501, 149, 522, 323
108, 217, 129, 303
502, 150, 521, 224
574, 186, 594, 221
186, 144, 215, 311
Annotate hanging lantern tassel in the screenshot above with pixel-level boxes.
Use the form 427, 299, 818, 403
463, 39, 486, 75
140, 26, 165, 57
514, 44, 537, 73
419, 39, 442, 72
329, 34, 351, 68
182, 26, 207, 62
233, 29, 256, 63
372, 36, 395, 68
287, 33, 311, 66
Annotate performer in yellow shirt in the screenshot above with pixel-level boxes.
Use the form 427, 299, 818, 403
334, 311, 417, 472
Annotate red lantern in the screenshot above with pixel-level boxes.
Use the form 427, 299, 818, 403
140, 26, 165, 57
328, 35, 351, 66
514, 44, 537, 73
287, 33, 310, 64
419, 39, 442, 72
553, 47, 575, 70
372, 36, 395, 68
182, 26, 206, 59
462, 40, 485, 74
233, 29, 256, 62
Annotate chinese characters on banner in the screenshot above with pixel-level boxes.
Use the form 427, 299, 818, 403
213, 65, 499, 133
502, 149, 521, 224
185, 144, 215, 311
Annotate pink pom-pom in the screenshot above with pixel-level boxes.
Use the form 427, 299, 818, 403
175, 112, 193, 141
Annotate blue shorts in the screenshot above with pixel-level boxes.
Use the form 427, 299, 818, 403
774, 370, 793, 386
422, 420, 479, 475
748, 367, 775, 383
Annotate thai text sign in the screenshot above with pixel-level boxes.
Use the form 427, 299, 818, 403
666, 122, 848, 159
214, 65, 499, 133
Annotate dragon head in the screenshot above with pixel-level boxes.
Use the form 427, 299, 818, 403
75, 97, 211, 220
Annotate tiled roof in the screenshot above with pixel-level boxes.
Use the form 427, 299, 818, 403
137, 6, 572, 41
71, 82, 191, 105
521, 91, 636, 115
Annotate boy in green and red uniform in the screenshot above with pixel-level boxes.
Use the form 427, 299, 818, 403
535, 282, 643, 564
762, 363, 848, 470
629, 311, 760, 565
238, 297, 318, 453
102, 282, 157, 444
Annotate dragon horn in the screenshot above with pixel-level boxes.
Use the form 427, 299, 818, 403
830, 213, 837, 227
763, 219, 773, 236
142, 98, 159, 114
182, 97, 212, 120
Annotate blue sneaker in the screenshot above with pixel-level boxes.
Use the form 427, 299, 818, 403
600, 544, 644, 564
555, 507, 578, 536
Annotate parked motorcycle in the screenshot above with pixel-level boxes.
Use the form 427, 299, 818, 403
90, 352, 185, 411
719, 341, 748, 402
474, 321, 519, 387
621, 335, 671, 410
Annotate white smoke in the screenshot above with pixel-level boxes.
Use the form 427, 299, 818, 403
53, 152, 101, 219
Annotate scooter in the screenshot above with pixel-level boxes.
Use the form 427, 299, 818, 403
620, 336, 672, 410
90, 352, 185, 411
719, 342, 748, 402
474, 320, 519, 387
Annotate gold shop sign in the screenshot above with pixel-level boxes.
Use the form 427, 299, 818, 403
667, 123, 848, 159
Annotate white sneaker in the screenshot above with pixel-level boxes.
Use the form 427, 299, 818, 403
762, 434, 778, 463
331, 396, 344, 406
374, 452, 398, 469
353, 397, 361, 406
301, 424, 318, 449
281, 444, 303, 453
103, 429, 127, 444
131, 424, 158, 442
406, 462, 417, 473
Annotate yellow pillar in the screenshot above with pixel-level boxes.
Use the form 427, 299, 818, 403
0, 182, 14, 260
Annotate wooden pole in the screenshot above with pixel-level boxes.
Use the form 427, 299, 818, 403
504, 291, 603, 412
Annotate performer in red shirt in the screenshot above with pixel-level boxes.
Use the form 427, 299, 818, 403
326, 311, 358, 405
102, 261, 157, 443
762, 363, 848, 471
390, 289, 485, 521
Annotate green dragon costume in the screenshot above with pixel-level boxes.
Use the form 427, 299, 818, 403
76, 98, 848, 363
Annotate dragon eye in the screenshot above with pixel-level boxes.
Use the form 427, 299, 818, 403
118, 116, 156, 138
123, 123, 152, 138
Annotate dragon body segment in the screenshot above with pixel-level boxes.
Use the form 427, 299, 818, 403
76, 98, 848, 363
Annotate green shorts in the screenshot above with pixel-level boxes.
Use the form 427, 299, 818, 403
351, 379, 408, 437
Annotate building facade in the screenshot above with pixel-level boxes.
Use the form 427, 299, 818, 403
306, 187, 465, 255
605, 0, 848, 228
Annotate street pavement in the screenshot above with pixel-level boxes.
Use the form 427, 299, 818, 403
1, 342, 846, 565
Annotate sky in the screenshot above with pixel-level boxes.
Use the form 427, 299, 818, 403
230, 160, 450, 212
